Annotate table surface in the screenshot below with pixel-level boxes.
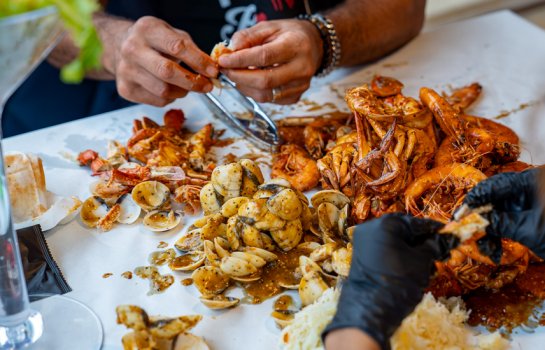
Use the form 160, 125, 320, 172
5, 10, 545, 350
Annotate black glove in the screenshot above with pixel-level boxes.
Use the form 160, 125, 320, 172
463, 168, 545, 259
322, 213, 458, 350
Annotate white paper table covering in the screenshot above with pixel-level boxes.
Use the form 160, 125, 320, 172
4, 10, 545, 350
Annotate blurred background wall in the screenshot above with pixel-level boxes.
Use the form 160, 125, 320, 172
425, 0, 545, 29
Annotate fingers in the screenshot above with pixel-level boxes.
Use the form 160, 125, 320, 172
228, 22, 280, 51
219, 37, 296, 69
131, 47, 213, 92
136, 17, 218, 78
464, 170, 537, 211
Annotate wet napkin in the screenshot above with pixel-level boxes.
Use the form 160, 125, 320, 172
17, 225, 71, 299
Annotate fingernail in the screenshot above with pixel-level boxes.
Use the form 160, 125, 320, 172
206, 66, 218, 77
218, 55, 229, 67
204, 83, 213, 93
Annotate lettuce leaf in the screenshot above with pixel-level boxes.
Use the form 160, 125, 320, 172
0, 0, 102, 83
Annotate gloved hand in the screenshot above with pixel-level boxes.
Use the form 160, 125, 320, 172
322, 213, 459, 350
463, 168, 545, 259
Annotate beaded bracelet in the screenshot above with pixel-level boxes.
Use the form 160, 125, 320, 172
298, 13, 342, 77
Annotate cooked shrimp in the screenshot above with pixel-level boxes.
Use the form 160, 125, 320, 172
271, 144, 320, 192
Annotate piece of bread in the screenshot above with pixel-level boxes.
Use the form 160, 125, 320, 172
5, 152, 48, 222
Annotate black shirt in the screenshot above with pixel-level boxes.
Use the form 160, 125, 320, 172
4, 0, 341, 137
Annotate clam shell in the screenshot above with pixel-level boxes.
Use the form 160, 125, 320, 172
211, 163, 243, 200
220, 256, 258, 277
266, 189, 302, 221
221, 197, 249, 218
231, 251, 267, 268
80, 196, 109, 228
116, 194, 141, 224
239, 246, 278, 262
169, 252, 205, 271
199, 295, 239, 310
174, 228, 203, 252
191, 266, 230, 296
310, 190, 350, 209
271, 310, 296, 328
143, 210, 182, 232
132, 181, 171, 211
200, 183, 222, 215
230, 273, 261, 283
173, 333, 210, 350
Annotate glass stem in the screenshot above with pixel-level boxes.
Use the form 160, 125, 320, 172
0, 104, 31, 325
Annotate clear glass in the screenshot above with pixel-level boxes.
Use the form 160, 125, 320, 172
0, 7, 102, 349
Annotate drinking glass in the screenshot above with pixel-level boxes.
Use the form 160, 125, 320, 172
0, 7, 102, 349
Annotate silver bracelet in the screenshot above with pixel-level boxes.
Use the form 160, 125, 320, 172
299, 13, 342, 77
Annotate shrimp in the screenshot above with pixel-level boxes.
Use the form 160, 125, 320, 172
271, 144, 320, 192
370, 75, 404, 97
446, 83, 482, 111
404, 163, 487, 223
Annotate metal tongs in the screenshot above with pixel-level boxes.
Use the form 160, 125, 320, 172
203, 75, 281, 152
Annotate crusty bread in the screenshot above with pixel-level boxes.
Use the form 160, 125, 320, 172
5, 152, 48, 222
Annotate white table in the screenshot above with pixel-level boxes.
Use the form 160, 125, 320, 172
5, 10, 545, 350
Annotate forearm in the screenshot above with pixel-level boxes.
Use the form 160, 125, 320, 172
326, 0, 426, 66
47, 11, 132, 80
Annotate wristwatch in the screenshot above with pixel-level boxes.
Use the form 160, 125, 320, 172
298, 13, 342, 77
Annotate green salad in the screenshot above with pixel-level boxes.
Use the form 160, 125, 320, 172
0, 0, 103, 83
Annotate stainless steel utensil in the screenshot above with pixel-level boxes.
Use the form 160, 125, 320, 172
203, 75, 281, 152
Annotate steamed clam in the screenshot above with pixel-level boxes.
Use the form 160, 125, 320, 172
174, 228, 203, 252
169, 251, 205, 271
191, 266, 230, 296
80, 196, 109, 228
132, 181, 171, 211
116, 194, 141, 224
143, 210, 182, 232
199, 295, 239, 310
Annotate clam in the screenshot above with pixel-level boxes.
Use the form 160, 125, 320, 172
143, 210, 182, 232
231, 251, 267, 268
200, 183, 222, 215
230, 273, 261, 283
199, 295, 240, 310
240, 223, 265, 248
262, 178, 291, 188
203, 240, 221, 267
169, 252, 205, 271
213, 238, 230, 259
271, 310, 296, 328
311, 190, 350, 209
317, 202, 340, 242
220, 256, 258, 277
270, 219, 303, 252
116, 194, 141, 224
298, 256, 329, 306
201, 213, 226, 241
332, 246, 352, 277
211, 163, 243, 200
254, 211, 285, 232
221, 197, 249, 218
173, 333, 210, 350
238, 199, 266, 223
338, 204, 349, 240
132, 181, 171, 211
309, 242, 338, 262
239, 246, 278, 262
175, 228, 203, 252
266, 188, 302, 221
191, 266, 230, 296
225, 216, 241, 250
80, 196, 109, 228
240, 159, 264, 197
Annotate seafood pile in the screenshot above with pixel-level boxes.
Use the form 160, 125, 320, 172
116, 305, 208, 350
275, 76, 530, 224
78, 109, 219, 231
169, 159, 352, 326
273, 76, 540, 324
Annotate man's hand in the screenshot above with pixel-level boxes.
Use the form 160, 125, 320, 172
323, 214, 458, 350
218, 19, 323, 105
463, 168, 545, 259
103, 16, 218, 106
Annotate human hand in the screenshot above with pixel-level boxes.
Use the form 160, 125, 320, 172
323, 214, 458, 349
463, 168, 545, 259
218, 19, 323, 104
106, 16, 218, 106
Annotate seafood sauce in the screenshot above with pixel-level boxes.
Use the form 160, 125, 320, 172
464, 263, 545, 332
242, 248, 304, 304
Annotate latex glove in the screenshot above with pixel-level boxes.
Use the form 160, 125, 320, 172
463, 168, 545, 259
218, 19, 323, 104
323, 214, 458, 350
